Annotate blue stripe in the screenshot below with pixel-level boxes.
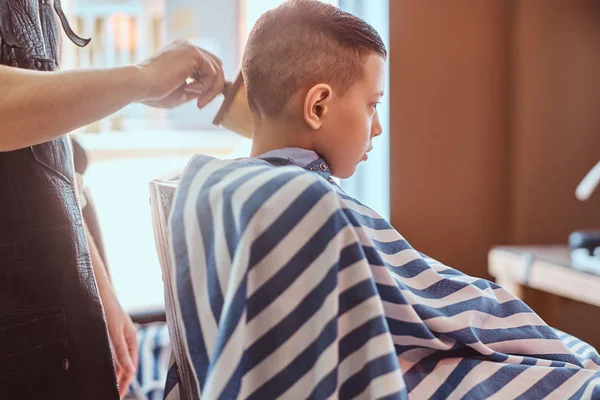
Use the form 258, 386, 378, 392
413, 298, 537, 320
194, 163, 272, 325
516, 368, 578, 399
363, 246, 386, 266
153, 327, 162, 380
513, 353, 583, 367
220, 168, 270, 270
239, 170, 322, 237
246, 179, 332, 273
430, 358, 482, 399
386, 258, 432, 278
338, 243, 367, 271
164, 364, 179, 399
136, 326, 149, 385
463, 364, 526, 399
446, 325, 558, 345
244, 261, 338, 370
173, 157, 242, 388
568, 373, 600, 400
371, 238, 413, 256
339, 316, 390, 362
339, 354, 401, 400
246, 317, 339, 400
247, 210, 349, 321
343, 208, 392, 230
376, 283, 410, 305
386, 318, 436, 340
399, 278, 471, 299
338, 279, 378, 316
205, 275, 248, 398
377, 392, 409, 400
306, 368, 337, 400
217, 360, 244, 400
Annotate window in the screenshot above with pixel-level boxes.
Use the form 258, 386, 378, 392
66, 0, 390, 312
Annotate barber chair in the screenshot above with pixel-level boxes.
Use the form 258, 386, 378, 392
149, 177, 200, 400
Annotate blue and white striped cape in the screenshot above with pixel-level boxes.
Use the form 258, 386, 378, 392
166, 154, 600, 399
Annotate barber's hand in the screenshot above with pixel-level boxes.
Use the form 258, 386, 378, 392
136, 39, 225, 109
102, 289, 138, 398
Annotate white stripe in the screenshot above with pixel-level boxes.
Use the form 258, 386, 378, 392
209, 166, 268, 314
397, 347, 438, 371
569, 340, 588, 355
338, 334, 398, 385
379, 249, 424, 270
200, 309, 248, 399
410, 358, 462, 399
339, 196, 382, 220
230, 167, 299, 232
492, 287, 520, 304
354, 369, 406, 400
338, 296, 386, 340
487, 338, 572, 356
240, 287, 339, 396
182, 160, 229, 361
579, 377, 600, 399
201, 175, 325, 397
164, 383, 181, 400
391, 333, 456, 351
246, 225, 360, 345
424, 310, 546, 333
224, 172, 322, 308
357, 226, 403, 243
549, 370, 600, 399
401, 284, 497, 309
487, 366, 553, 400
247, 189, 341, 296
392, 267, 443, 290
446, 361, 505, 400
382, 302, 423, 324
280, 333, 338, 399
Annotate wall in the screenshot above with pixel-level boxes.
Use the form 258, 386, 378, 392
389, 0, 600, 278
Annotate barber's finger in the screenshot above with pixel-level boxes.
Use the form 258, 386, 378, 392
184, 58, 224, 98
199, 49, 225, 93
196, 82, 223, 109
114, 337, 135, 396
200, 48, 223, 67
194, 73, 225, 108
194, 47, 219, 81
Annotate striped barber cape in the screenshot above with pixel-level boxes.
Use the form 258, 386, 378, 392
165, 153, 600, 400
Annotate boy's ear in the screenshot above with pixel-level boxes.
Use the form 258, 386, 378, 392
303, 84, 332, 130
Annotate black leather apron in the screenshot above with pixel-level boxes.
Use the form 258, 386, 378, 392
0, 1, 118, 398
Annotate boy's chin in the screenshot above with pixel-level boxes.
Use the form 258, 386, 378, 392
332, 165, 357, 180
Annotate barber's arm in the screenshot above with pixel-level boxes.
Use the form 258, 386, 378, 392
84, 220, 137, 398
0, 40, 224, 152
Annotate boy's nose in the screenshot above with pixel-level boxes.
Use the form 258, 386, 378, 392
371, 113, 383, 137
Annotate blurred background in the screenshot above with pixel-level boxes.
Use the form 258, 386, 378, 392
62, 0, 389, 317
60, 0, 599, 397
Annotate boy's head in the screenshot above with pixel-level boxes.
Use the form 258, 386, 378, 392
243, 0, 387, 178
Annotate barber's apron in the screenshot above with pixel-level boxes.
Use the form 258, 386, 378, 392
0, 1, 118, 398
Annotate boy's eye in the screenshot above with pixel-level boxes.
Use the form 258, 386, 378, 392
371, 102, 381, 110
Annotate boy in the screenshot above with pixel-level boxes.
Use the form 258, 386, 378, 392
167, 1, 600, 399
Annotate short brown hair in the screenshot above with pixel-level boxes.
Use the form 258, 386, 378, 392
242, 0, 387, 117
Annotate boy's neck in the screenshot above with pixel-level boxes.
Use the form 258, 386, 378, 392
250, 118, 316, 157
